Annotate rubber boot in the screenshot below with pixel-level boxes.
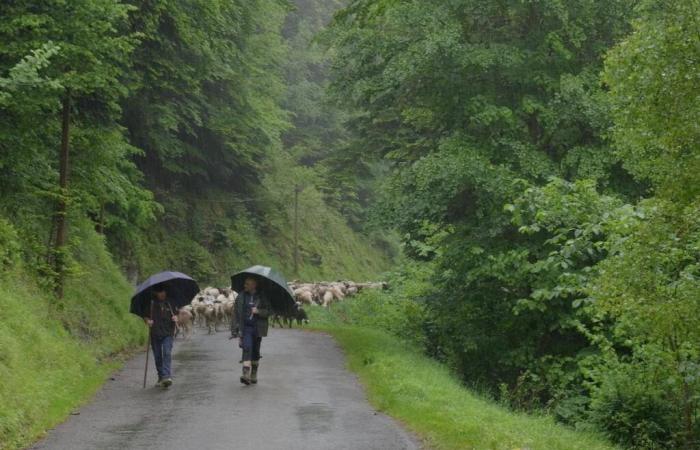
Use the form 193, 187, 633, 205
240, 366, 251, 385
250, 362, 259, 384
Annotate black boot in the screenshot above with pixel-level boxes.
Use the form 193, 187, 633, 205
240, 366, 251, 385
250, 362, 259, 384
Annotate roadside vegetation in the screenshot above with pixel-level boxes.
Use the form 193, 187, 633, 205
310, 299, 618, 450
319, 1, 700, 448
0, 222, 143, 450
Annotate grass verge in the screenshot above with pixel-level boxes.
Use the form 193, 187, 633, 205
0, 226, 145, 450
308, 308, 618, 450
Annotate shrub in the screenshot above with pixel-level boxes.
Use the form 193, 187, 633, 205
588, 355, 678, 448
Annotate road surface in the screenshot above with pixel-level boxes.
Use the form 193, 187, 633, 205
31, 328, 419, 450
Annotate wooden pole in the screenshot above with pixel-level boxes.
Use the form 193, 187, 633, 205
143, 331, 151, 389
293, 184, 299, 277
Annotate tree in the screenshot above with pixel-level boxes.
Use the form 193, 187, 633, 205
0, 0, 147, 296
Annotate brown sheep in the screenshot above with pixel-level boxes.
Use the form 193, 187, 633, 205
322, 290, 334, 308
176, 307, 194, 339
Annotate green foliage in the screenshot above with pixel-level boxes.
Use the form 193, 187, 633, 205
604, 0, 700, 201
280, 0, 379, 228
0, 0, 158, 266
586, 200, 700, 448
123, 0, 288, 185
0, 42, 60, 106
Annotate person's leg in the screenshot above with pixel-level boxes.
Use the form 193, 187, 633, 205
151, 335, 164, 383
161, 336, 174, 386
250, 337, 262, 384
240, 326, 254, 384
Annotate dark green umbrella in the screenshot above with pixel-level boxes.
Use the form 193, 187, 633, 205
231, 265, 295, 311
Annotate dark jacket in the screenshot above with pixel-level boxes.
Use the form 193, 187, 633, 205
230, 291, 271, 337
147, 299, 177, 338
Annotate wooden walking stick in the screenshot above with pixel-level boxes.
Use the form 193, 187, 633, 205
143, 301, 154, 388
143, 330, 151, 388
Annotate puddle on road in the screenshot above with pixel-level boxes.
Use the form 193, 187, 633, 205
106, 417, 147, 437
174, 350, 218, 362
296, 402, 334, 434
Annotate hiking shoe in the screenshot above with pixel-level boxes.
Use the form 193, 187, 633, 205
155, 378, 163, 387
240, 367, 251, 385
250, 363, 258, 384
161, 378, 173, 388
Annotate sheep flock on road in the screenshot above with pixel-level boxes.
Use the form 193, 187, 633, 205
174, 281, 387, 339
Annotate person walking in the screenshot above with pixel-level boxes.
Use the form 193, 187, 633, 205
230, 276, 270, 385
143, 285, 179, 387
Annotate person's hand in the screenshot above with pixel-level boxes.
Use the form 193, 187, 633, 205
171, 315, 178, 323
144, 319, 154, 327
251, 306, 259, 315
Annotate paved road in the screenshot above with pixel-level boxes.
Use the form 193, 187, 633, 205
31, 328, 419, 450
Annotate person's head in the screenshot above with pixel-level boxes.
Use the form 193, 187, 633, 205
153, 286, 167, 301
243, 277, 258, 293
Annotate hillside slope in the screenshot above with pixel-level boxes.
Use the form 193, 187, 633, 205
0, 223, 145, 450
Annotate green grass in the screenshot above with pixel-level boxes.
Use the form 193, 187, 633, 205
0, 226, 145, 450
308, 308, 618, 450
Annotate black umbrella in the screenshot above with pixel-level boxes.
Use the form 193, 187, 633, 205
231, 265, 295, 312
129, 271, 200, 318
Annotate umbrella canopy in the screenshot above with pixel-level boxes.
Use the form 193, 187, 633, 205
130, 271, 200, 318
231, 265, 295, 312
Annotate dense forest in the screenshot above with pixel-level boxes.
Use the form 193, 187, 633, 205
0, 0, 394, 290
1, 0, 699, 449
320, 1, 700, 448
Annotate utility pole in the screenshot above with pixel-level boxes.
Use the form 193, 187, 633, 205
293, 184, 303, 277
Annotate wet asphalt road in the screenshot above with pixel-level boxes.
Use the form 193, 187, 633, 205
31, 328, 419, 450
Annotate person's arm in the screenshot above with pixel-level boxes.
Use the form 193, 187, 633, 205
143, 300, 153, 327
254, 294, 270, 319
230, 298, 240, 337
169, 302, 178, 323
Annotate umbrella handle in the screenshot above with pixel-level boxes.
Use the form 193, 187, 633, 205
143, 331, 151, 389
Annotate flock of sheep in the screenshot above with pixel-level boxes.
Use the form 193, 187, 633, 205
173, 281, 388, 339
289, 280, 388, 307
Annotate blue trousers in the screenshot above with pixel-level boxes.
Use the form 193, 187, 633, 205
241, 324, 262, 362
151, 335, 173, 379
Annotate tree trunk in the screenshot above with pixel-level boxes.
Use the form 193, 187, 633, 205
53, 92, 71, 298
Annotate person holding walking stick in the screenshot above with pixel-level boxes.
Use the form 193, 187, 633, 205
143, 285, 179, 388
129, 272, 199, 388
